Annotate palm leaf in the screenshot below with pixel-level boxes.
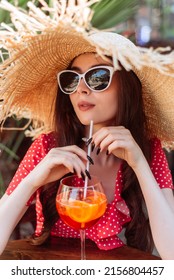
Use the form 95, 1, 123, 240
91, 0, 138, 29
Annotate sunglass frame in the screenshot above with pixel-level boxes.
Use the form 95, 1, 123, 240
57, 65, 115, 94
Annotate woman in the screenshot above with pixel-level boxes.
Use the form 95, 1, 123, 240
0, 1, 174, 259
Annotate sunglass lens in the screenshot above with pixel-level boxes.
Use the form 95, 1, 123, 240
85, 68, 110, 91
59, 72, 79, 94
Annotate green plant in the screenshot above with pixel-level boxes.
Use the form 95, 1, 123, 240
91, 0, 138, 29
0, 119, 30, 194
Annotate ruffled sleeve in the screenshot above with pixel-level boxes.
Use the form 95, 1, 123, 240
150, 138, 174, 189
6, 132, 57, 237
6, 133, 57, 206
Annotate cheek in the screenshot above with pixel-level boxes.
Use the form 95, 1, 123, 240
99, 88, 119, 120
107, 76, 119, 112
103, 95, 118, 116
101, 86, 118, 111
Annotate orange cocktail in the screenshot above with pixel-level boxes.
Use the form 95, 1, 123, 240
56, 175, 107, 259
56, 190, 107, 230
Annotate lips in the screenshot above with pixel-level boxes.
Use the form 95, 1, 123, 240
78, 101, 95, 111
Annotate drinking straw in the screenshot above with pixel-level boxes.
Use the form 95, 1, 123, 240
84, 120, 93, 198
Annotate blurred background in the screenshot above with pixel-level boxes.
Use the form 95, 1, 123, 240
0, 0, 174, 238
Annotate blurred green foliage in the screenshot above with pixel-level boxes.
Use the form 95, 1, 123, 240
91, 0, 138, 29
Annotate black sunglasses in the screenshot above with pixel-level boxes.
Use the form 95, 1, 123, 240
57, 66, 115, 95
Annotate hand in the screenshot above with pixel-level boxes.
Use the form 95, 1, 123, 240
26, 145, 87, 190
92, 126, 145, 169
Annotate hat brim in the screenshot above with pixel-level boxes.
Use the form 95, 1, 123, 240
1, 28, 174, 148
135, 66, 174, 147
0, 28, 96, 132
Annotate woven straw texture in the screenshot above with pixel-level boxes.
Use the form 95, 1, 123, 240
0, 0, 174, 149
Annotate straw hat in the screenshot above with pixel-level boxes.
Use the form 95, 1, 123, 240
0, 0, 174, 149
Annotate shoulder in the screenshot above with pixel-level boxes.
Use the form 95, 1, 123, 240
19, 132, 58, 168
150, 137, 166, 161
150, 137, 162, 150
31, 131, 58, 153
150, 138, 174, 189
34, 131, 58, 146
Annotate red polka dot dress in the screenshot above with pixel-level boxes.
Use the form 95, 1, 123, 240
6, 133, 174, 250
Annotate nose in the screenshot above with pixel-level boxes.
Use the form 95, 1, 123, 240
76, 78, 91, 95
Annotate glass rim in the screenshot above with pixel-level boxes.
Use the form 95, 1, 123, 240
60, 174, 101, 188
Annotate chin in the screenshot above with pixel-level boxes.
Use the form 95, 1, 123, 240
79, 119, 92, 126
76, 115, 94, 125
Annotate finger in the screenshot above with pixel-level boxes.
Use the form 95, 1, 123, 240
108, 139, 127, 154
53, 155, 86, 178
58, 151, 86, 175
92, 127, 112, 147
45, 149, 87, 175
92, 126, 127, 147
59, 145, 87, 161
107, 138, 136, 160
99, 133, 124, 152
43, 152, 74, 173
69, 154, 87, 177
47, 147, 87, 165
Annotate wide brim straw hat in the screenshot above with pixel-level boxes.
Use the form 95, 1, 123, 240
0, 0, 174, 149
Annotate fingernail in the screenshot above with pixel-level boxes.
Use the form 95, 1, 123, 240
91, 143, 95, 152
81, 171, 85, 180
85, 169, 91, 180
82, 137, 93, 146
82, 137, 88, 143
86, 137, 93, 146
96, 147, 101, 155
87, 155, 94, 165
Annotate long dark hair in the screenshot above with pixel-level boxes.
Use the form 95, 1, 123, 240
32, 64, 154, 252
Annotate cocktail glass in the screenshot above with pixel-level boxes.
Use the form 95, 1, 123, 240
56, 175, 107, 260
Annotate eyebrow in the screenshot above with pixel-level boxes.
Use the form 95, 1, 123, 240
70, 64, 112, 72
